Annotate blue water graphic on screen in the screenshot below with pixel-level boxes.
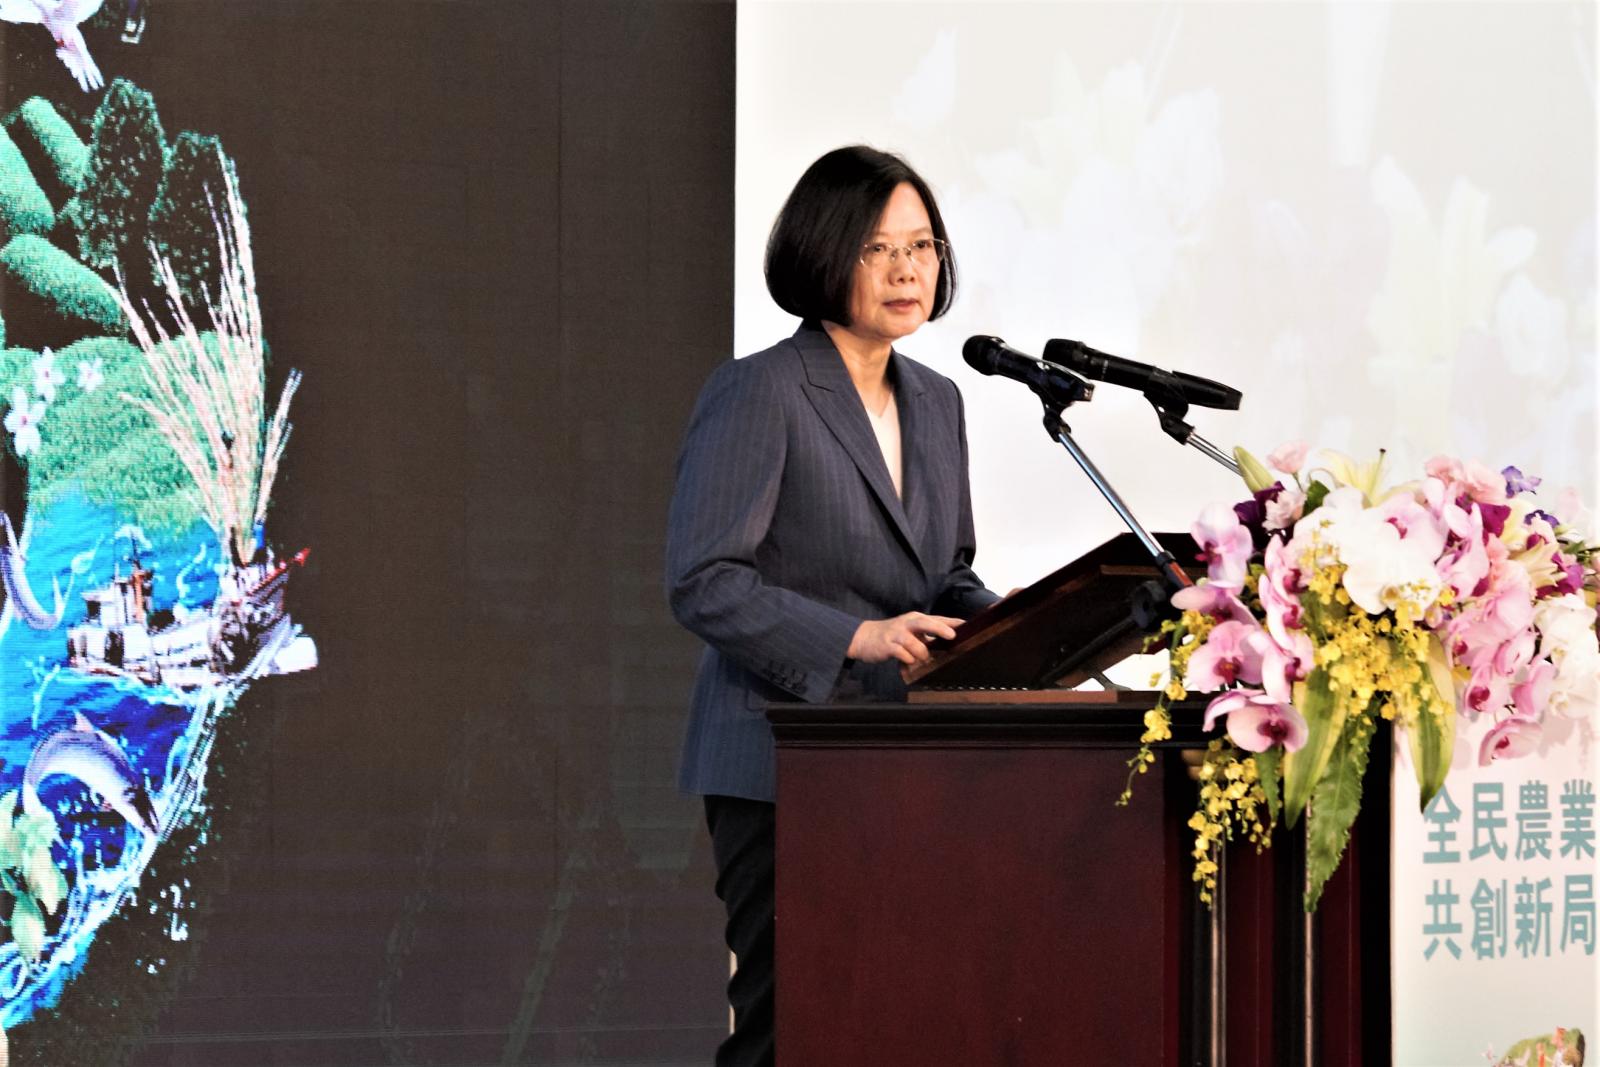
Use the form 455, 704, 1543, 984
0, 489, 306, 1028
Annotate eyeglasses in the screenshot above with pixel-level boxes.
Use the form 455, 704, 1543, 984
859, 238, 948, 269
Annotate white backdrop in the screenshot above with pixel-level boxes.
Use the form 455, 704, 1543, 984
736, 3, 1597, 1064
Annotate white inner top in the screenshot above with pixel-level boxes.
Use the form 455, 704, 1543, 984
865, 393, 902, 499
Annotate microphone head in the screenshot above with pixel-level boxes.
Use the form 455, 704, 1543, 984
962, 335, 1004, 374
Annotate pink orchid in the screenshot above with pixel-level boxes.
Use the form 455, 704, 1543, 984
1431, 484, 1477, 541
1267, 440, 1310, 475
1491, 629, 1537, 679
1171, 583, 1254, 625
1191, 503, 1253, 591
1184, 620, 1267, 691
1477, 716, 1542, 765
1475, 561, 1535, 639
1261, 537, 1306, 647
1512, 659, 1557, 720
1375, 492, 1447, 562
1203, 689, 1309, 752
1435, 529, 1489, 604
1259, 630, 1315, 702
1462, 662, 1512, 717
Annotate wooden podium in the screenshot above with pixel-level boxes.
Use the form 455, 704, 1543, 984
770, 535, 1391, 1066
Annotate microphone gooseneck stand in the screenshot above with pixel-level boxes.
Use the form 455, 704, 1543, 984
1139, 375, 1242, 477
1026, 387, 1193, 690
1035, 391, 1236, 1067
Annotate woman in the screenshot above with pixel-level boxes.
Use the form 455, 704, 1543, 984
666, 145, 998, 1066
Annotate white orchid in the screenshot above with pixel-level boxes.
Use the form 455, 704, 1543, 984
1534, 594, 1600, 723
1337, 512, 1445, 617
4, 386, 45, 456
76, 357, 104, 393
1290, 487, 1445, 616
31, 348, 64, 403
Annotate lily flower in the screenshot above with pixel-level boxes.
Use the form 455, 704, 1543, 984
1203, 688, 1309, 752
1319, 449, 1388, 504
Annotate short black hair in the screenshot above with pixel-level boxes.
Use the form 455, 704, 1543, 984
764, 145, 957, 326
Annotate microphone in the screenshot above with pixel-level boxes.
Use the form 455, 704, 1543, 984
962, 336, 1093, 408
1043, 338, 1241, 410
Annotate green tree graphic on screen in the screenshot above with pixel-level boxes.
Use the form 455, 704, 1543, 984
68, 79, 166, 274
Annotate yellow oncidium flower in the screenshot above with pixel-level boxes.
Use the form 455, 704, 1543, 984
1187, 743, 1273, 906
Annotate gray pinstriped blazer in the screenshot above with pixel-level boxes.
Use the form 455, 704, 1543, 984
667, 323, 998, 802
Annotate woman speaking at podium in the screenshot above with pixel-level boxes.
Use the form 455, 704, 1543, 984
666, 145, 999, 1066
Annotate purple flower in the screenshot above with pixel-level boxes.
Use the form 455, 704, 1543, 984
1502, 465, 1541, 496
1233, 484, 1282, 551
1536, 553, 1586, 599
1477, 502, 1511, 539
1526, 509, 1560, 528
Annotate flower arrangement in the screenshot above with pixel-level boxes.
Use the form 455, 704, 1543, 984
1120, 443, 1600, 909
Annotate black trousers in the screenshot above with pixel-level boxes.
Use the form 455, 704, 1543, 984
704, 795, 776, 1067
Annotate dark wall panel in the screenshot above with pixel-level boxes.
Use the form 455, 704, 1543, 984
0, 1, 733, 1062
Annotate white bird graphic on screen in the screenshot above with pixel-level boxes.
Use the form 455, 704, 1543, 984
0, 0, 105, 91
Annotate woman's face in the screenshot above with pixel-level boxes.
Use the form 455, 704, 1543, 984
839, 182, 939, 350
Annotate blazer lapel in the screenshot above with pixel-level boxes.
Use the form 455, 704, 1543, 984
792, 326, 926, 575
892, 350, 932, 560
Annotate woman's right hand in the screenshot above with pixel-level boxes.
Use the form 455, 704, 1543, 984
847, 612, 963, 667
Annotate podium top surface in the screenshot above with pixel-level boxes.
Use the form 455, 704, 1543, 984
905, 530, 1198, 691
767, 696, 1212, 746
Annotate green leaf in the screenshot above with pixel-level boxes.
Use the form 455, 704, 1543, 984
1234, 446, 1276, 493
1303, 480, 1330, 515
1255, 747, 1281, 827
10, 891, 44, 962
1407, 635, 1458, 812
1305, 720, 1373, 910
1280, 668, 1345, 828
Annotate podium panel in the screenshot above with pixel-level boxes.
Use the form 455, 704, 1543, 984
770, 698, 1390, 1066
